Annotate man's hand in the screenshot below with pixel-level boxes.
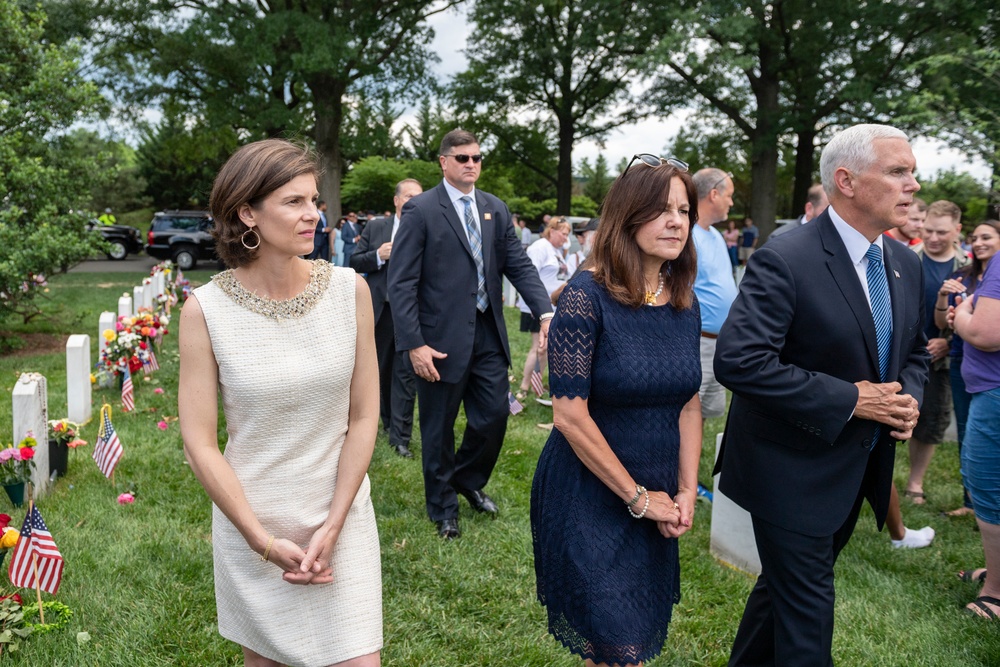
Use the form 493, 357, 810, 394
854, 381, 920, 435
409, 345, 448, 382
538, 317, 551, 354
927, 337, 949, 362
377, 242, 392, 261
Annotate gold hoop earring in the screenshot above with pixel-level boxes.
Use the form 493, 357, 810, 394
241, 228, 261, 250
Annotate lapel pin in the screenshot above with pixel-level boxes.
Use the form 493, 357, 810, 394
484, 213, 492, 220
894, 270, 900, 278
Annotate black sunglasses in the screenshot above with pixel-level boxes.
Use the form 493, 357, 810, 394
442, 153, 483, 164
623, 153, 689, 175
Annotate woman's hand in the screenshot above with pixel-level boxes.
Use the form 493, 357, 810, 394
265, 536, 334, 586
939, 278, 967, 296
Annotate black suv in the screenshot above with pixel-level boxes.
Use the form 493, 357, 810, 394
145, 210, 218, 270
87, 219, 144, 260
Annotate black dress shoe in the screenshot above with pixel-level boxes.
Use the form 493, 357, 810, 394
457, 488, 498, 516
435, 518, 461, 539
391, 442, 413, 458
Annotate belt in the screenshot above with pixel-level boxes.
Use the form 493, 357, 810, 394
701, 332, 718, 339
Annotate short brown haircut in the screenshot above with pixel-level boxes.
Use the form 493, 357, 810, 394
911, 196, 927, 212
927, 199, 961, 225
209, 139, 319, 268
439, 129, 479, 155
590, 164, 698, 309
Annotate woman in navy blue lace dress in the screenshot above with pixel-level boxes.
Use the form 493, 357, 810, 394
531, 156, 703, 667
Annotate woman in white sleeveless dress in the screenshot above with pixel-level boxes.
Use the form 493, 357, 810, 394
179, 139, 382, 667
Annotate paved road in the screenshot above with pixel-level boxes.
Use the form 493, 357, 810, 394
70, 254, 159, 273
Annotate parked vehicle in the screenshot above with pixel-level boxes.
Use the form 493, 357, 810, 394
88, 219, 144, 260
145, 210, 217, 271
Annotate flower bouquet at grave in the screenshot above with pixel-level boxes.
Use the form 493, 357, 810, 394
47, 419, 85, 478
151, 261, 178, 312
0, 436, 37, 506
98, 312, 167, 380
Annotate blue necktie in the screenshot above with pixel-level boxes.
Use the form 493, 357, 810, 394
865, 243, 892, 446
461, 196, 488, 312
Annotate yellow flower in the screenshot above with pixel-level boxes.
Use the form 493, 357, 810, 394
90, 374, 96, 384
1, 528, 20, 549
103, 329, 116, 342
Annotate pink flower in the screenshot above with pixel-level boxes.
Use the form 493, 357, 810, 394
117, 493, 135, 505
0, 449, 14, 463
157, 421, 168, 430
154, 388, 164, 395
116, 322, 124, 331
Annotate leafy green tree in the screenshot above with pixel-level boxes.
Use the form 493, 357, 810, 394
136, 104, 240, 210
48, 129, 150, 213
650, 0, 977, 235
454, 0, 674, 214
577, 154, 613, 206
1, 0, 105, 329
401, 99, 451, 162
341, 92, 407, 164
340, 157, 440, 212
99, 0, 460, 219
917, 169, 990, 228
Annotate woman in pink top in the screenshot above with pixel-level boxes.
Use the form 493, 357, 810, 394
723, 219, 739, 268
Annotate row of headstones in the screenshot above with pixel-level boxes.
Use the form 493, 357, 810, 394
10, 272, 172, 500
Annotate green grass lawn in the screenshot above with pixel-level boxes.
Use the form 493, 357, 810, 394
0, 269, 998, 666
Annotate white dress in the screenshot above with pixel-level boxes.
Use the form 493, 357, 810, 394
194, 261, 382, 667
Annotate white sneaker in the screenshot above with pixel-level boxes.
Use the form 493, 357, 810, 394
535, 397, 553, 407
891, 526, 935, 549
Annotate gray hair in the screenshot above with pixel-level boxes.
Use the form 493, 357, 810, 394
394, 178, 421, 197
820, 124, 909, 196
693, 168, 730, 200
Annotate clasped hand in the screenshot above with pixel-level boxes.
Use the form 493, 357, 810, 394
265, 525, 340, 586
644, 488, 695, 539
853, 381, 919, 440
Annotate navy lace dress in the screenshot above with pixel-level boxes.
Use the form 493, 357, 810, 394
531, 271, 701, 666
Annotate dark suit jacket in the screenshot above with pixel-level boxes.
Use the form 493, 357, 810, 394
341, 220, 359, 254
713, 211, 930, 536
310, 212, 330, 260
388, 182, 552, 383
350, 215, 393, 321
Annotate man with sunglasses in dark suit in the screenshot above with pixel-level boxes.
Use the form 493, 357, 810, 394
388, 129, 552, 540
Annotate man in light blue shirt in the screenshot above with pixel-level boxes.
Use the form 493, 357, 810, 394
692, 167, 739, 419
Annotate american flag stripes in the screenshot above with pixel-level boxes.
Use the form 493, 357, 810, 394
143, 350, 160, 374
530, 359, 545, 397
94, 405, 124, 478
121, 365, 134, 412
9, 505, 63, 595
508, 391, 524, 416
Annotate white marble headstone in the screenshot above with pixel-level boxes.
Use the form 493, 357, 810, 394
98, 311, 116, 356
142, 282, 154, 311
118, 294, 132, 319
153, 273, 166, 303
710, 432, 761, 575
133, 286, 144, 315
12, 373, 50, 497
66, 335, 92, 424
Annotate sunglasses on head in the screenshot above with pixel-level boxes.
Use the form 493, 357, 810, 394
622, 153, 689, 176
442, 153, 484, 164
711, 171, 734, 192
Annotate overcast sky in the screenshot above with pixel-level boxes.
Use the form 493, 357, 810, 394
418, 4, 991, 185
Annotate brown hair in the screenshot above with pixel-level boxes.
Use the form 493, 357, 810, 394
911, 196, 927, 212
927, 199, 962, 225
540, 216, 570, 240
440, 129, 479, 155
209, 139, 319, 268
590, 164, 698, 309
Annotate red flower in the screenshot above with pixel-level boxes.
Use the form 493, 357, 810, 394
0, 514, 10, 530
19, 447, 35, 460
0, 594, 23, 605
139, 341, 148, 350
128, 356, 142, 373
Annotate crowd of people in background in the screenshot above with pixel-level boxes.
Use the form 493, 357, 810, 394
180, 124, 1000, 667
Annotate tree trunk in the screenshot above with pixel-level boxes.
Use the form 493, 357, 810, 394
989, 153, 1000, 220
792, 129, 817, 218
556, 114, 574, 215
312, 80, 346, 221
751, 42, 781, 239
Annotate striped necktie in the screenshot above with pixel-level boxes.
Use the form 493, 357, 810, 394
865, 243, 892, 446
461, 196, 488, 312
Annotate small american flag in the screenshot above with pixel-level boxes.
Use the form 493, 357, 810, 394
9, 505, 63, 595
530, 359, 545, 397
143, 350, 159, 374
121, 365, 134, 412
94, 404, 124, 478
508, 391, 524, 415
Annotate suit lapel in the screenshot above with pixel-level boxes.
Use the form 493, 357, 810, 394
476, 191, 495, 275
818, 215, 881, 374
882, 240, 907, 380
437, 184, 474, 258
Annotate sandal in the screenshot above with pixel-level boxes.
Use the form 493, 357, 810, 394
903, 490, 927, 505
515, 390, 528, 401
958, 568, 988, 584
965, 595, 1000, 620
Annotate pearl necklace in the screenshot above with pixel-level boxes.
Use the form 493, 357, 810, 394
644, 273, 665, 306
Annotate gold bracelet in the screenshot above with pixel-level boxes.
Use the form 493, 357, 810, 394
261, 534, 275, 562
